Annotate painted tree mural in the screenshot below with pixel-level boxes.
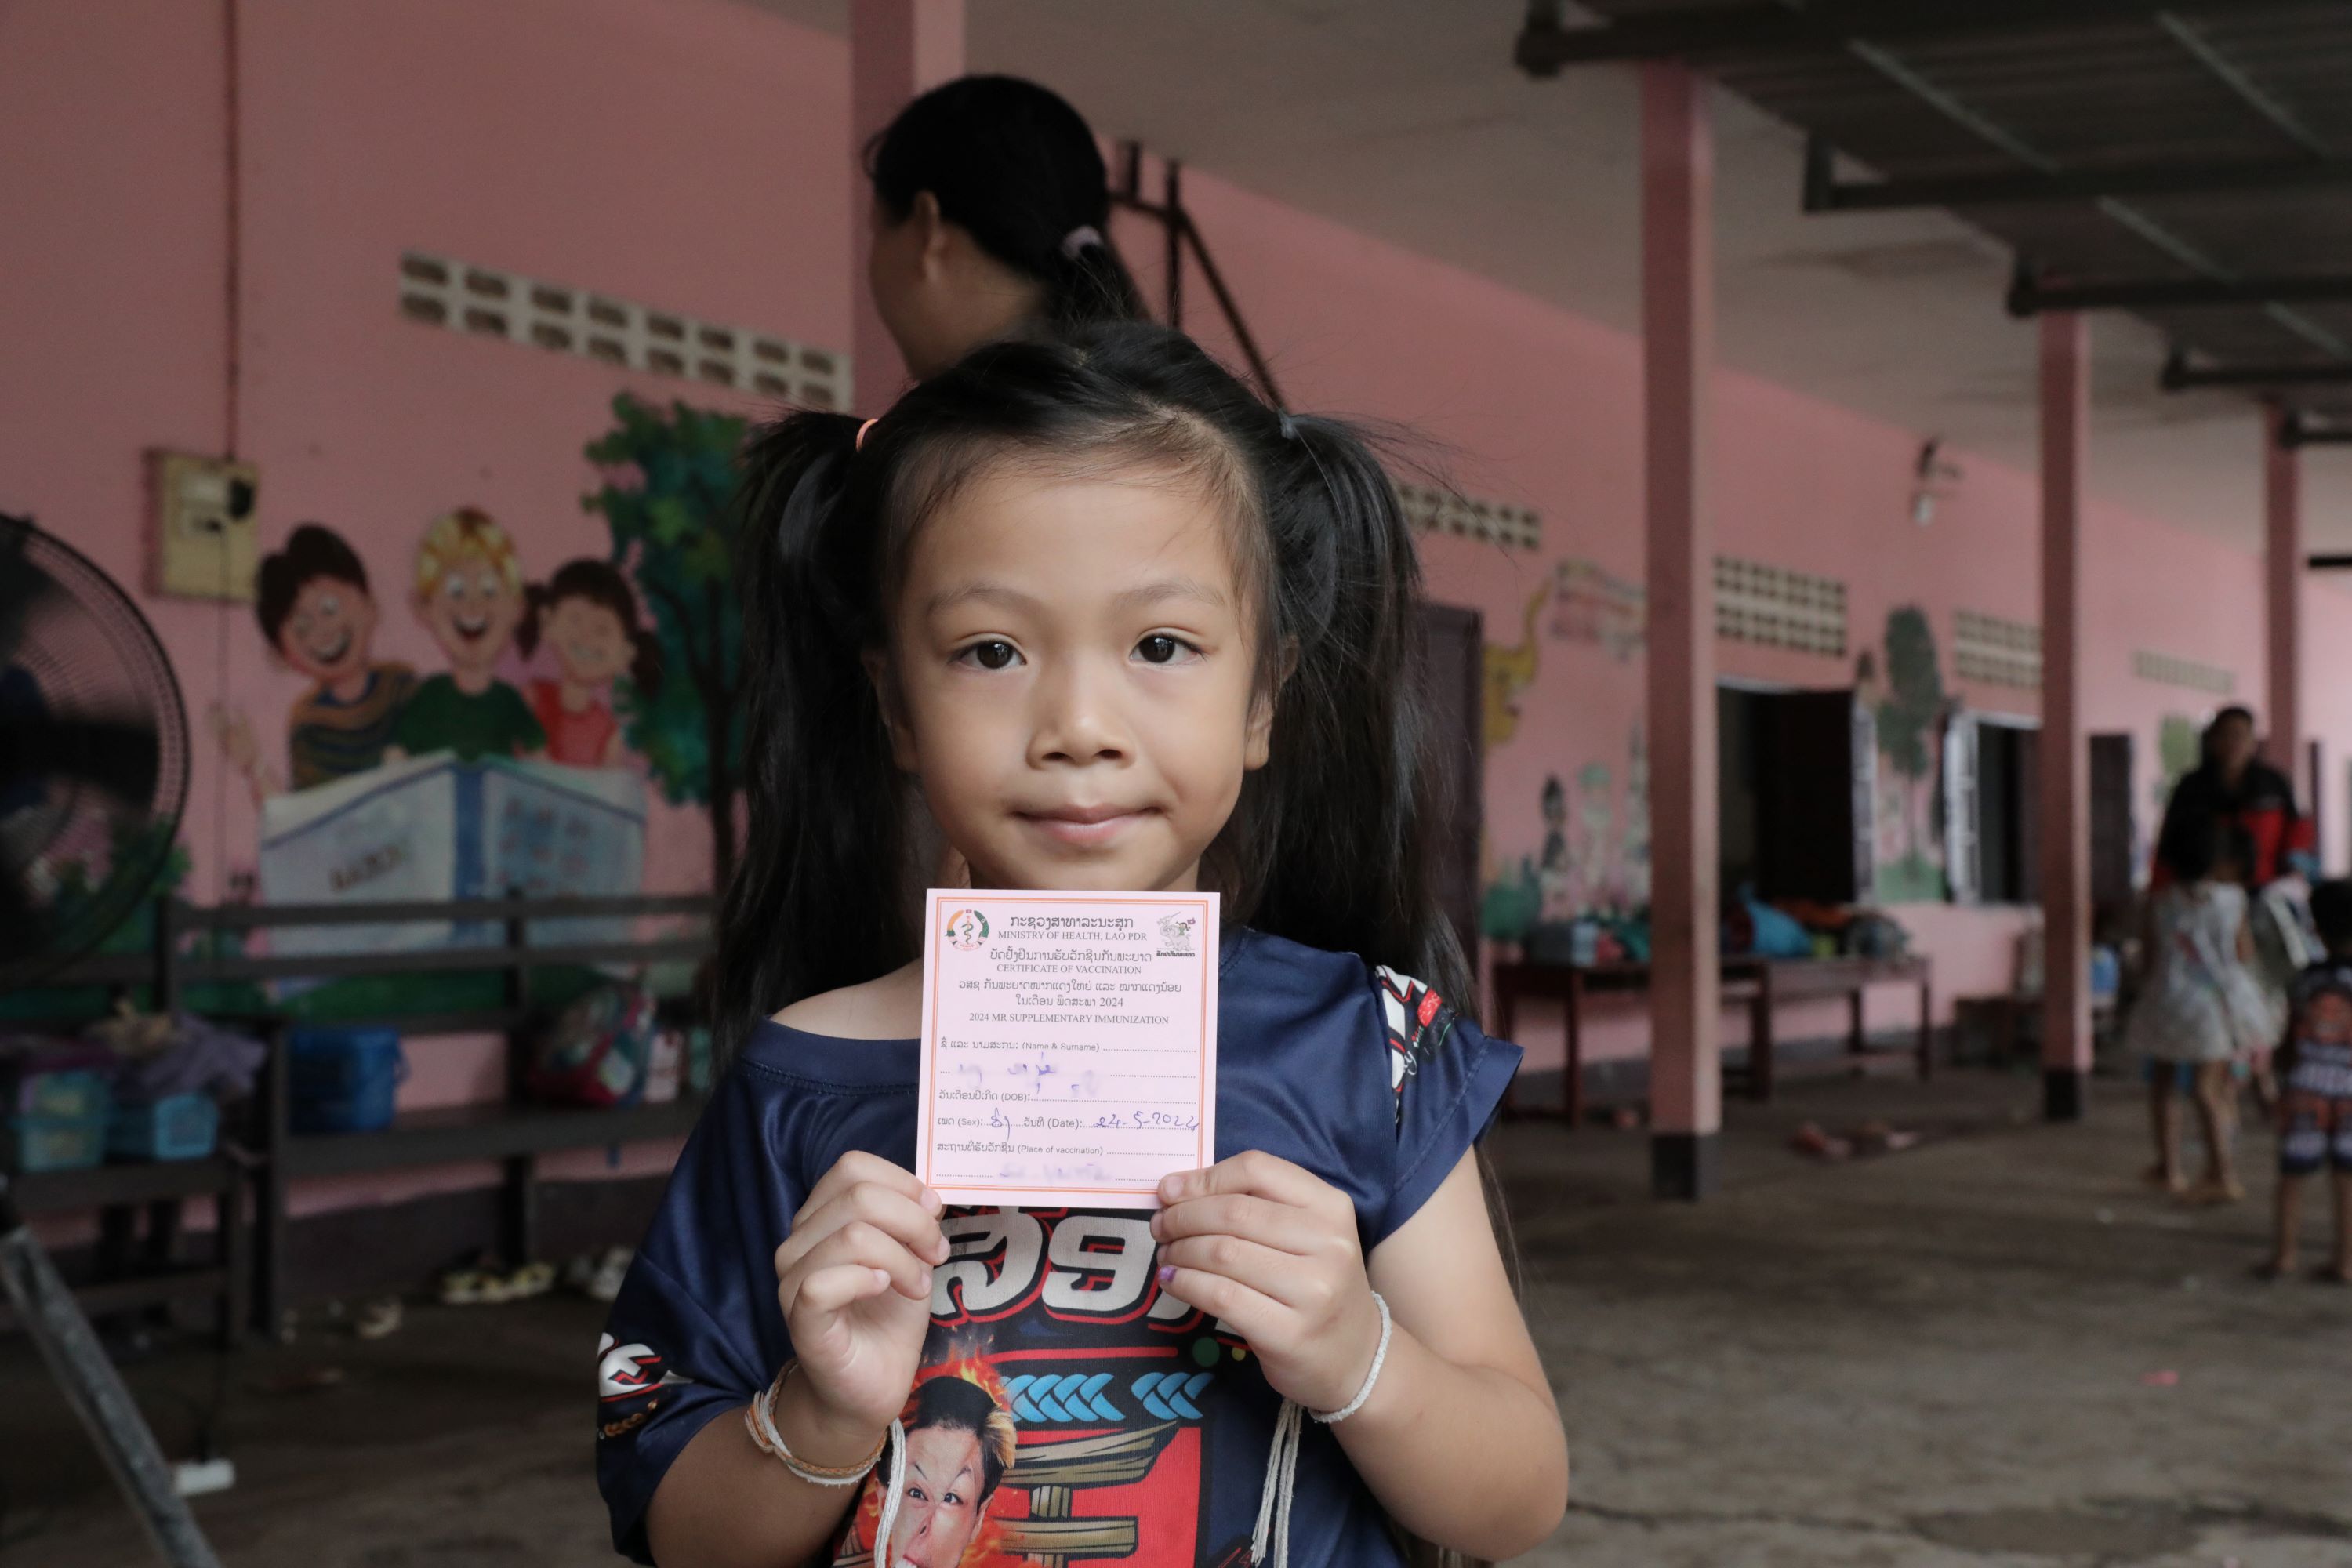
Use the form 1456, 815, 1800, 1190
1874, 604, 1947, 899
583, 395, 749, 890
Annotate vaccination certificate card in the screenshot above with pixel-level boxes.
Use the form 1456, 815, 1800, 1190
916, 889, 1218, 1209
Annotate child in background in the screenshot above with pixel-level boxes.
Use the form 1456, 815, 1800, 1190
390, 506, 545, 763
2129, 816, 2271, 1202
516, 559, 663, 768
594, 324, 1566, 1568
2261, 878, 2352, 1283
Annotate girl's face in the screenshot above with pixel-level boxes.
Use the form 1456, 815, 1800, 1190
879, 463, 1272, 895
546, 596, 633, 685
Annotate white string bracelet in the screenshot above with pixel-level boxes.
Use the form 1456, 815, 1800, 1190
1310, 1290, 1392, 1425
743, 1363, 888, 1486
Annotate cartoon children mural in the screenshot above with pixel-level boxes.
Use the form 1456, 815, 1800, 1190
389, 506, 546, 763
516, 559, 663, 768
214, 523, 416, 801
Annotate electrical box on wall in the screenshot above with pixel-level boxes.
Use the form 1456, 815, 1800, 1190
150, 450, 260, 601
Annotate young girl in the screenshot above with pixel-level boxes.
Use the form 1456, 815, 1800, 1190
517, 558, 664, 768
595, 325, 1567, 1567
2130, 816, 2271, 1203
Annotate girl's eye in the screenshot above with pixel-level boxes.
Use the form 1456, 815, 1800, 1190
1134, 634, 1198, 666
956, 640, 1022, 671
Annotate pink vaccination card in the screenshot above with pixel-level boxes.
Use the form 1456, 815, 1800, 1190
916, 889, 1219, 1209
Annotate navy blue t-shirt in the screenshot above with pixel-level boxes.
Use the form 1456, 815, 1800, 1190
596, 928, 1519, 1567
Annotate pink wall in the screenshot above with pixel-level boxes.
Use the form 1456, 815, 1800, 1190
9, 0, 2348, 1219
1136, 162, 2350, 1068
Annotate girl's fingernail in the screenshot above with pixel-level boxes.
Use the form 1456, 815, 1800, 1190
920, 1269, 935, 1292
872, 1267, 893, 1289
1156, 1265, 1175, 1286
921, 1186, 944, 1211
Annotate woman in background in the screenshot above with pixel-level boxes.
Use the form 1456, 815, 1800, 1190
863, 74, 1145, 383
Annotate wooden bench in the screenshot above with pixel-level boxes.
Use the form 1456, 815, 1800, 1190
1493, 953, 1933, 1124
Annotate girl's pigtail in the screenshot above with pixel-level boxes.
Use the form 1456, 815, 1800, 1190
713, 411, 909, 1062
1255, 415, 1475, 1013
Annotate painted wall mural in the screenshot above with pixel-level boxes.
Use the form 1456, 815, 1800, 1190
207, 394, 745, 949
1867, 604, 1950, 903
1481, 579, 1549, 750
581, 395, 750, 888
1548, 557, 1645, 662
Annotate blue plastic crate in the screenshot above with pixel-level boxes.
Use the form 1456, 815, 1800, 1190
5, 1065, 112, 1121
107, 1094, 220, 1162
288, 1026, 405, 1134
5, 1112, 108, 1173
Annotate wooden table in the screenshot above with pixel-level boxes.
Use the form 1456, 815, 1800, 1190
1493, 953, 1933, 1124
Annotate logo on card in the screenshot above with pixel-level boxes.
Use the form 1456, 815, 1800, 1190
1156, 913, 1198, 956
944, 909, 991, 950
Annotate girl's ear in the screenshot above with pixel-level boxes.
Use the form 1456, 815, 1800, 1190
1243, 637, 1298, 771
862, 647, 919, 772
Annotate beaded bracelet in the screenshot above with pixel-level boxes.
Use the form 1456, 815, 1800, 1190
1309, 1290, 1392, 1425
742, 1363, 888, 1486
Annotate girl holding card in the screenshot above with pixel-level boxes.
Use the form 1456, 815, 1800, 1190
596, 323, 1567, 1568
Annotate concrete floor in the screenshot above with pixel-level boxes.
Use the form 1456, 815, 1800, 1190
6, 1065, 2349, 1567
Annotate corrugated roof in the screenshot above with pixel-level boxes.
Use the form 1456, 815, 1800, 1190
1528, 2, 2352, 437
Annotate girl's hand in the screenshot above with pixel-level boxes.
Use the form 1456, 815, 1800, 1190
771, 1152, 949, 1449
1149, 1152, 1384, 1414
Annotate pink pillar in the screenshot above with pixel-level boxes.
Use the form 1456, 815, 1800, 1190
2038, 312, 2092, 1120
2263, 403, 2303, 783
849, 0, 964, 413
1641, 63, 1721, 1198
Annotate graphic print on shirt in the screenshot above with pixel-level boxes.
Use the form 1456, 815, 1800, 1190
598, 1331, 691, 1441
1374, 967, 1457, 1124
832, 1207, 1254, 1568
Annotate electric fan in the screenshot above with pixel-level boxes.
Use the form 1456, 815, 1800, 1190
0, 510, 190, 991
0, 509, 220, 1568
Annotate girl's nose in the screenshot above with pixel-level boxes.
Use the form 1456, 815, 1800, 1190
1029, 660, 1131, 766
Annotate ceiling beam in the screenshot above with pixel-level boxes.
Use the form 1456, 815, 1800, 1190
1514, 0, 2320, 74
1805, 145, 2352, 212
2282, 416, 2352, 451
2009, 264, 2352, 317
2162, 351, 2352, 391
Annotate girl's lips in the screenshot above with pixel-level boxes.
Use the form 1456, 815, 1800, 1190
1018, 807, 1151, 848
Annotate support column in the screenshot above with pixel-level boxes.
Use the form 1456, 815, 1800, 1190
849, 0, 964, 413
2038, 312, 2092, 1121
1641, 63, 1721, 1199
2263, 403, 2303, 781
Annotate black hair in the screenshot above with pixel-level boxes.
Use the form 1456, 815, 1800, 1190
904, 1376, 1015, 1502
2158, 810, 2252, 887
255, 523, 368, 648
2310, 879, 2352, 953
867, 74, 1143, 331
517, 558, 663, 698
715, 321, 1468, 1058
2212, 705, 2256, 731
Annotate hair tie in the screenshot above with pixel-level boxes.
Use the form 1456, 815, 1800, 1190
1277, 412, 1300, 441
855, 418, 877, 451
1059, 224, 1104, 260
